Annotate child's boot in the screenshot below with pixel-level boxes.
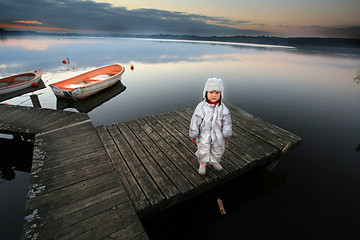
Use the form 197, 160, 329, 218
211, 162, 223, 171
198, 162, 207, 175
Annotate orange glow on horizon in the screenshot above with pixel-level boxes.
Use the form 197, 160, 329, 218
0, 23, 88, 32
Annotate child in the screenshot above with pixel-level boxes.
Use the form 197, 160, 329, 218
189, 78, 232, 175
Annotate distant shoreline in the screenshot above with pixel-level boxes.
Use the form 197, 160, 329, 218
1, 28, 359, 54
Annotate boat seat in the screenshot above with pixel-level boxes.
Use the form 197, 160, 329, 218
89, 74, 113, 81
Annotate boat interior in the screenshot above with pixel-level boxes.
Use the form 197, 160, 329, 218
0, 74, 35, 87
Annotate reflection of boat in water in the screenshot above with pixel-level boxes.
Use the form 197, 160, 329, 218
56, 81, 126, 113
0, 79, 45, 102
50, 64, 125, 99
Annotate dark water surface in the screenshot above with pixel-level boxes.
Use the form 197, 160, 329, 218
1, 36, 359, 239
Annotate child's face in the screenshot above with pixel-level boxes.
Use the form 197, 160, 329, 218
207, 91, 221, 102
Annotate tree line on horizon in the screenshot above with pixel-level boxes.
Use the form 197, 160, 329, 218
1, 28, 359, 49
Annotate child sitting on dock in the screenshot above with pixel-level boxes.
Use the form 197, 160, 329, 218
189, 78, 232, 175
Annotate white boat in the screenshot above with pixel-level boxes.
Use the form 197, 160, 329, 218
49, 64, 125, 99
0, 69, 43, 95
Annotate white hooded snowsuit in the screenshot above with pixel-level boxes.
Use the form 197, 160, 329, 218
189, 101, 232, 163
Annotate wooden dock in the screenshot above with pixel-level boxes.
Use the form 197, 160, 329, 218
0, 102, 301, 239
0, 104, 148, 240
96, 102, 302, 217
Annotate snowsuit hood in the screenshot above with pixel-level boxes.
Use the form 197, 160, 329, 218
203, 78, 224, 99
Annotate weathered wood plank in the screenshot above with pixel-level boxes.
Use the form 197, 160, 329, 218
151, 114, 221, 180
30, 163, 115, 197
39, 113, 90, 133
107, 123, 165, 207
28, 175, 121, 214
27, 170, 119, 207
24, 185, 127, 239
34, 136, 106, 165
231, 104, 301, 143
126, 119, 194, 194
31, 185, 124, 228
34, 192, 132, 239
70, 207, 143, 240
226, 103, 301, 147
38, 135, 104, 157
47, 200, 134, 239
117, 121, 180, 200
135, 117, 202, 188
130, 233, 150, 240
101, 220, 148, 240
0, 104, 89, 134
140, 116, 207, 185
96, 125, 150, 211
31, 145, 107, 173
38, 121, 97, 142
32, 153, 112, 185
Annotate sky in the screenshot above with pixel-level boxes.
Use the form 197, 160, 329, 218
0, 0, 359, 38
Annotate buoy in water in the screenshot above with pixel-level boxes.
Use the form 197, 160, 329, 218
62, 59, 67, 64
130, 64, 134, 70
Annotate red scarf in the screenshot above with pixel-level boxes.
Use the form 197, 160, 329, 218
207, 100, 218, 106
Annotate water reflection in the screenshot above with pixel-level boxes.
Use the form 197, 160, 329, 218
0, 36, 93, 51
0, 135, 33, 181
56, 81, 126, 113
0, 79, 45, 102
141, 168, 287, 239
0, 36, 294, 79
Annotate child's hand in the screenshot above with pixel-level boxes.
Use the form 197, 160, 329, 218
225, 137, 230, 141
191, 138, 196, 143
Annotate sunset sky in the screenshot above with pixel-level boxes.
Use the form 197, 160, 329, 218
0, 0, 359, 38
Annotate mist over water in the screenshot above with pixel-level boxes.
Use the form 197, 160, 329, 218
1, 36, 359, 239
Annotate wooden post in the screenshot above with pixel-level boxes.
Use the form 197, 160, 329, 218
266, 142, 293, 172
217, 199, 226, 214
30, 94, 41, 108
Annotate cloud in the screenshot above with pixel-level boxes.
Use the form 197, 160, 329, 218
14, 20, 43, 25
0, 0, 267, 36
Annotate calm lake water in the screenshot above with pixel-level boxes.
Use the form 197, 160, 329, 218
1, 36, 360, 239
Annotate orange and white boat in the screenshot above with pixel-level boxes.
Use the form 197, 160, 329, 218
0, 69, 43, 95
49, 64, 125, 99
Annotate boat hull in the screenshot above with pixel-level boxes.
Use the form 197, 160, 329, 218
0, 69, 43, 95
49, 64, 125, 99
